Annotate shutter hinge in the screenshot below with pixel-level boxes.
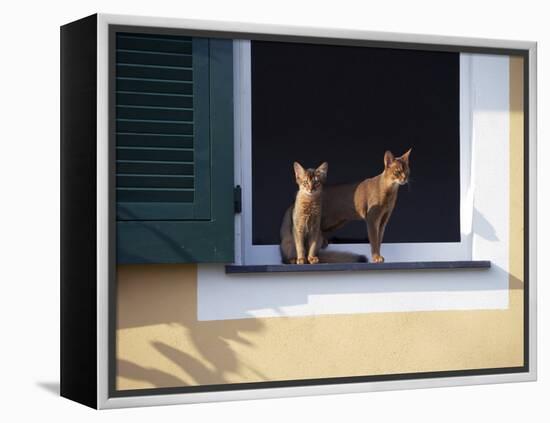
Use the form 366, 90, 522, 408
234, 185, 242, 214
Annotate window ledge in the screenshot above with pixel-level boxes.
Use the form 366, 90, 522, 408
225, 260, 491, 274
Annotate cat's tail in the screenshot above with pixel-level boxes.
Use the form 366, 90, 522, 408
318, 250, 367, 263
279, 206, 297, 264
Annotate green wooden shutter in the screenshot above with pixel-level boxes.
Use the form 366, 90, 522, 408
114, 32, 234, 264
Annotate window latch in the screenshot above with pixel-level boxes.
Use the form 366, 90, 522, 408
234, 185, 242, 214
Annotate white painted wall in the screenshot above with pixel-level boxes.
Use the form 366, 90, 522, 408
198, 53, 511, 321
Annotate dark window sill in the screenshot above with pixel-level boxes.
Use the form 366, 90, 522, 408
225, 261, 491, 274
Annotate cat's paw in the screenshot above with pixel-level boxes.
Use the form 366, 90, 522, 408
372, 254, 385, 263
289, 258, 297, 264
308, 256, 319, 264
296, 258, 307, 265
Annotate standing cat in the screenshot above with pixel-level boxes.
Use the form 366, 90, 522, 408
321, 149, 411, 263
280, 162, 327, 264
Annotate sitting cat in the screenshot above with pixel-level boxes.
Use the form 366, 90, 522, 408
280, 162, 366, 264
321, 149, 411, 263
280, 161, 327, 264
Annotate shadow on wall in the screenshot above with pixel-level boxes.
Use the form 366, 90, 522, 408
117, 359, 185, 388
116, 264, 267, 389
473, 208, 499, 241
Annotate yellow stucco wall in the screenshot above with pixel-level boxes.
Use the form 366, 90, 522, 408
116, 56, 525, 391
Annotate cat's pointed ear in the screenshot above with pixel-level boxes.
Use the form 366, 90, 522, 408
293, 161, 306, 181
384, 151, 395, 168
401, 148, 412, 163
316, 162, 328, 182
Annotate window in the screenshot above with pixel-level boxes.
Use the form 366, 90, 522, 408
113, 32, 478, 266
235, 40, 473, 265
114, 31, 234, 264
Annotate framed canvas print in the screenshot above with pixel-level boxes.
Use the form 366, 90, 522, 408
60, 13, 537, 409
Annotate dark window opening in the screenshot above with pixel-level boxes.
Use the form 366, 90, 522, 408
251, 41, 461, 245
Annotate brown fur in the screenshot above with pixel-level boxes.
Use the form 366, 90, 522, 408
321, 149, 411, 263
280, 162, 367, 264
280, 162, 327, 264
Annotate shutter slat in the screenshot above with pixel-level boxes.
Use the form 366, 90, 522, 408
117, 146, 193, 162
117, 119, 193, 135
117, 105, 193, 121
118, 33, 192, 42
117, 133, 194, 149
117, 161, 194, 176
117, 49, 192, 57
117, 174, 194, 189
117, 78, 193, 95
117, 36, 192, 54
117, 92, 193, 108
117, 50, 192, 68
117, 64, 192, 81
117, 188, 194, 203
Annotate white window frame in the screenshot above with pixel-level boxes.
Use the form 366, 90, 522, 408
233, 40, 476, 265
